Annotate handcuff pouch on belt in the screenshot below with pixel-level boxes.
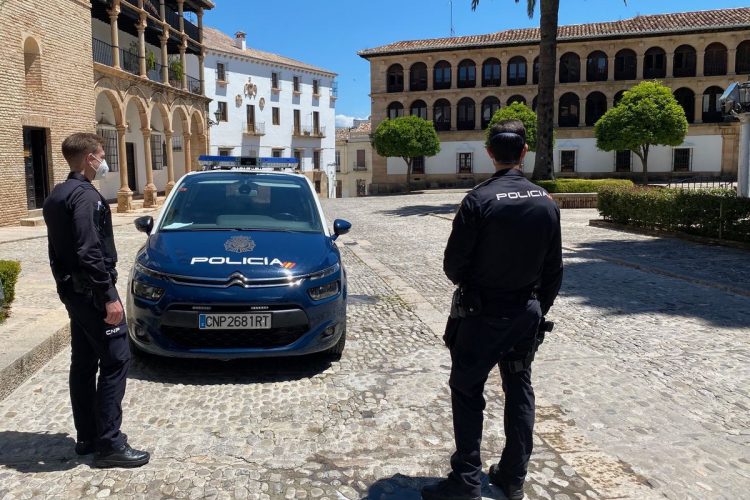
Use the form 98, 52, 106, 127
503, 318, 555, 373
444, 286, 483, 348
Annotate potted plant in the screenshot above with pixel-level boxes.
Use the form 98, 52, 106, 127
169, 57, 184, 86
146, 50, 157, 71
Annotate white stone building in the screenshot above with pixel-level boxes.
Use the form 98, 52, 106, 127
202, 28, 337, 194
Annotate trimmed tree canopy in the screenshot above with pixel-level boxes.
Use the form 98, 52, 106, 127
485, 102, 538, 152
373, 115, 440, 160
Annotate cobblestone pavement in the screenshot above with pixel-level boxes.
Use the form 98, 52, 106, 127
1, 192, 749, 499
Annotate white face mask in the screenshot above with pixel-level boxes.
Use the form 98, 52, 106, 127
89, 155, 109, 180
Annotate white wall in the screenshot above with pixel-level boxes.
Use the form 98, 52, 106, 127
204, 49, 336, 172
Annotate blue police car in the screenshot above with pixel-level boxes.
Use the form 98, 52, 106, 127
126, 165, 351, 359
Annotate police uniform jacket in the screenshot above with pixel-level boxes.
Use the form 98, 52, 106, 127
43, 171, 119, 306
443, 168, 563, 314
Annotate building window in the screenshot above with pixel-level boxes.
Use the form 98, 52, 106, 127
313, 150, 321, 169
355, 149, 366, 170
559, 93, 580, 127
532, 57, 540, 84
482, 58, 501, 87
737, 41, 750, 74
293, 75, 300, 93
457, 97, 475, 131
172, 134, 183, 152
560, 150, 576, 172
704, 43, 728, 76
644, 47, 666, 79
410, 62, 428, 91
217, 101, 228, 122
585, 92, 607, 126
457, 59, 476, 88
559, 52, 580, 83
23, 37, 42, 90
433, 60, 452, 90
507, 56, 527, 86
387, 101, 404, 120
507, 95, 526, 106
150, 134, 164, 170
272, 107, 280, 125
615, 150, 631, 172
433, 99, 451, 131
216, 62, 226, 81
218, 148, 232, 156
673, 88, 695, 124
410, 99, 427, 120
272, 148, 283, 158
702, 86, 724, 123
481, 97, 500, 130
586, 51, 608, 82
271, 71, 279, 89
314, 180, 321, 193
673, 45, 697, 78
614, 49, 637, 80
412, 156, 425, 174
614, 90, 626, 106
335, 150, 340, 170
673, 148, 691, 172
457, 153, 472, 174
96, 127, 119, 172
293, 109, 301, 134
387, 64, 404, 92
294, 149, 303, 170
313, 79, 319, 95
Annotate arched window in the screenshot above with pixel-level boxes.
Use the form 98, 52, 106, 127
614, 49, 636, 80
410, 62, 428, 91
506, 95, 526, 106
457, 97, 476, 130
532, 56, 540, 84
644, 47, 666, 79
481, 96, 500, 129
386, 64, 403, 93
586, 51, 608, 82
673, 88, 695, 124
433, 99, 451, 131
458, 59, 476, 88
585, 91, 607, 126
704, 43, 727, 76
410, 99, 427, 120
507, 56, 527, 86
23, 37, 42, 90
433, 60, 452, 90
673, 45, 696, 78
482, 58, 501, 87
736, 41, 750, 74
559, 93, 580, 127
559, 52, 580, 83
702, 86, 724, 123
614, 90, 627, 106
387, 101, 404, 120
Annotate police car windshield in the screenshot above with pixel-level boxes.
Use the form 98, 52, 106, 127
159, 173, 323, 233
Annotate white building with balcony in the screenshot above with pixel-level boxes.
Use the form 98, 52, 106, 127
203, 28, 337, 195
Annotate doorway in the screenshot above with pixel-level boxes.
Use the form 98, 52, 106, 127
23, 127, 50, 210
126, 142, 137, 192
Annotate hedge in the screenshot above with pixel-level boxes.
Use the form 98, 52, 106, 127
598, 187, 750, 242
0, 260, 21, 322
536, 178, 634, 193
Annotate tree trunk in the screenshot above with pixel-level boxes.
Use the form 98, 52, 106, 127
532, 0, 560, 181
404, 157, 412, 193
641, 145, 649, 185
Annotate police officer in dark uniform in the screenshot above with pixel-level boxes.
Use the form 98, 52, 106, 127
43, 133, 149, 468
422, 120, 563, 500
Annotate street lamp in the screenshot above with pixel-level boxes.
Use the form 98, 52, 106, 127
207, 107, 223, 127
721, 82, 750, 197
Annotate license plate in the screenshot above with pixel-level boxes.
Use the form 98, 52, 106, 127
198, 313, 271, 330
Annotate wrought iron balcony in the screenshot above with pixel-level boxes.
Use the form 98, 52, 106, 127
352, 161, 367, 171
242, 121, 266, 135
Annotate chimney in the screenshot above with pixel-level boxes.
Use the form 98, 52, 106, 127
234, 31, 246, 50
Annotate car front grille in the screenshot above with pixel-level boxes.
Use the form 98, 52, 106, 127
160, 325, 308, 349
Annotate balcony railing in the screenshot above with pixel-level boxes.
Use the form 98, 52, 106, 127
242, 121, 265, 135
295, 125, 325, 137
352, 161, 367, 171
186, 75, 201, 94
147, 61, 166, 84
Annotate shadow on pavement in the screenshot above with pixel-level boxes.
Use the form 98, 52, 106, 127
364, 473, 508, 499
0, 431, 86, 472
377, 204, 459, 218
127, 352, 334, 384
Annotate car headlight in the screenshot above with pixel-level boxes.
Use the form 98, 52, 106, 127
308, 280, 340, 301
132, 280, 165, 301
308, 262, 340, 281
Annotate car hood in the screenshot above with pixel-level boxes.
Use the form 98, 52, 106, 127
138, 230, 338, 279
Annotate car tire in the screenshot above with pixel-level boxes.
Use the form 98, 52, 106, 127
128, 334, 148, 360
324, 322, 346, 359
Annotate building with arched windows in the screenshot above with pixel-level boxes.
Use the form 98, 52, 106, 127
359, 7, 750, 191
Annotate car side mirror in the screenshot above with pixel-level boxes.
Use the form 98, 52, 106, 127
332, 219, 351, 240
134, 215, 154, 235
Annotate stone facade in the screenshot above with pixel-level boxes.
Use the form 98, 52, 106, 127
0, 0, 96, 226
359, 8, 750, 190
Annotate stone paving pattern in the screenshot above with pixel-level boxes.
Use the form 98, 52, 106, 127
0, 192, 748, 499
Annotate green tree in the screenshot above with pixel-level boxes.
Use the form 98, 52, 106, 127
594, 81, 688, 184
372, 115, 440, 192
485, 101, 538, 152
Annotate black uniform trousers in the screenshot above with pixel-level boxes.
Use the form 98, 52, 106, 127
447, 298, 541, 495
61, 289, 130, 451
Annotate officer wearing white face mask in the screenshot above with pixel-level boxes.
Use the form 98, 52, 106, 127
43, 133, 149, 468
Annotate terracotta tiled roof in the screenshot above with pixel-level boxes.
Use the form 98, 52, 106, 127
204, 28, 336, 75
358, 7, 750, 57
336, 121, 371, 142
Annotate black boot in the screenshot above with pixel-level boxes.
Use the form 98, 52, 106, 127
488, 464, 524, 500
74, 440, 96, 455
94, 443, 150, 468
421, 478, 481, 500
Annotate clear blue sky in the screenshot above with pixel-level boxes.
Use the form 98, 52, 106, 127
204, 0, 748, 126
